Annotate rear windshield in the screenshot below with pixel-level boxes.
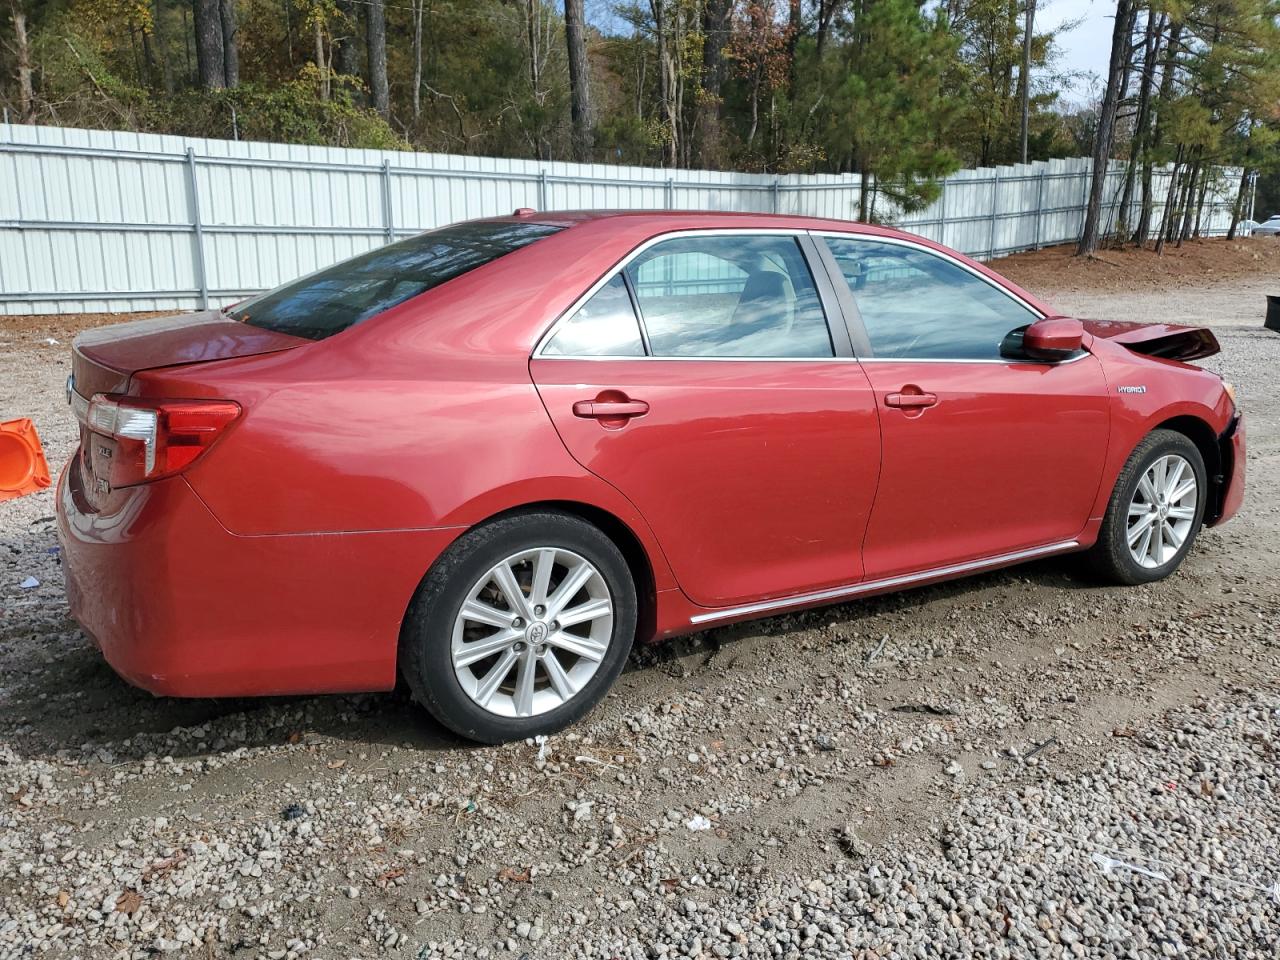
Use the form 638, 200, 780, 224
228, 220, 562, 340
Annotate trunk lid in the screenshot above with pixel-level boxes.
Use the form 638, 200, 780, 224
1079, 319, 1220, 362
68, 312, 305, 512
71, 311, 307, 397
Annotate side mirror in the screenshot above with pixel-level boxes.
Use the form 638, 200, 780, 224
1020, 316, 1084, 362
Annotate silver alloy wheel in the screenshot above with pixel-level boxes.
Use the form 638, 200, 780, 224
1126, 453, 1198, 569
451, 547, 614, 718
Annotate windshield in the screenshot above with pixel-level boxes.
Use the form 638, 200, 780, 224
228, 220, 562, 340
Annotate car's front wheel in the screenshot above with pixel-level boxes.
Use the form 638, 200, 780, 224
400, 511, 637, 744
1085, 429, 1207, 585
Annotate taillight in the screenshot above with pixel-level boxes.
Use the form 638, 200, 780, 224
85, 395, 241, 486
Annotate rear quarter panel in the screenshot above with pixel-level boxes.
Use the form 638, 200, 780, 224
133, 234, 680, 594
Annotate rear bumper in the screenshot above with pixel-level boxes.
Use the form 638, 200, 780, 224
57, 454, 463, 697
1212, 414, 1245, 526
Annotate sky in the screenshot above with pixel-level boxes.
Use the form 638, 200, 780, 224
1040, 0, 1119, 103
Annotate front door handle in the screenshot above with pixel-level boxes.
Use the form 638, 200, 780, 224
572, 399, 650, 419
885, 391, 938, 409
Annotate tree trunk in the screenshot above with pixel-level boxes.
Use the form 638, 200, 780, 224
1154, 145, 1183, 256
1118, 11, 1162, 240
698, 0, 731, 167
334, 0, 359, 83
1227, 165, 1251, 240
858, 165, 870, 221
220, 0, 238, 87
652, 0, 677, 167
787, 0, 801, 91
366, 0, 389, 118
564, 0, 593, 162
192, 0, 225, 90
1177, 153, 1201, 246
411, 0, 424, 120
1137, 20, 1182, 245
152, 0, 175, 93
11, 1, 35, 121
1191, 166, 1210, 239
816, 0, 840, 59
314, 16, 330, 100
1017, 0, 1036, 163
1077, 0, 1135, 256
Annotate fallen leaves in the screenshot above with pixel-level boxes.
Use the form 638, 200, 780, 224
497, 866, 530, 884
115, 890, 143, 915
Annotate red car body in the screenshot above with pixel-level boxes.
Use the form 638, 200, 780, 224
56, 211, 1244, 699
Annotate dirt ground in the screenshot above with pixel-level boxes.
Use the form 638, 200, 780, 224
1, 238, 1277, 959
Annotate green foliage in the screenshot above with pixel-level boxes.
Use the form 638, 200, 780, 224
163, 78, 408, 148
819, 0, 962, 215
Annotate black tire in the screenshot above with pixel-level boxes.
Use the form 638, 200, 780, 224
399, 511, 637, 744
1084, 429, 1207, 585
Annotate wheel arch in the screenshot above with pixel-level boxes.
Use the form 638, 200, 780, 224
399, 499, 661, 660
1153, 414, 1226, 522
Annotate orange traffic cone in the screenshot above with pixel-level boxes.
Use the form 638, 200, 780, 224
0, 419, 52, 502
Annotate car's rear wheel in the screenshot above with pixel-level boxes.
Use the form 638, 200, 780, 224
1085, 429, 1206, 585
400, 511, 636, 743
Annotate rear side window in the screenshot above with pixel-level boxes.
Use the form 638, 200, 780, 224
229, 221, 562, 340
624, 235, 833, 358
542, 274, 645, 357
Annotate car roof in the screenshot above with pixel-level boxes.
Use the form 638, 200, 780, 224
479, 208, 920, 241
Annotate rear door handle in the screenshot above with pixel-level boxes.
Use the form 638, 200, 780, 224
572, 399, 650, 419
885, 392, 938, 409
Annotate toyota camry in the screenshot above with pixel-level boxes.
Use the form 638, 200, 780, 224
57, 211, 1245, 743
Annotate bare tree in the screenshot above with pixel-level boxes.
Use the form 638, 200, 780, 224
333, 0, 360, 83
1116, 11, 1163, 240
9, 0, 35, 121
564, 0, 593, 161
1136, 19, 1182, 245
192, 0, 225, 89
313, 10, 330, 100
1017, 0, 1036, 163
411, 0, 425, 120
366, 0, 388, 118
698, 0, 732, 165
1077, 0, 1136, 256
220, 0, 239, 87
815, 0, 843, 59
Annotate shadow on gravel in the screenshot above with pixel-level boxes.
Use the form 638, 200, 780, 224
4, 555, 1090, 762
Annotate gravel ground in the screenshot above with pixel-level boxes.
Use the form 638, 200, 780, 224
2, 246, 1278, 959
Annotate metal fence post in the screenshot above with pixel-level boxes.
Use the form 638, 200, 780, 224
988, 171, 1000, 259
381, 160, 394, 243
1032, 169, 1045, 250
665, 177, 674, 210
772, 176, 781, 214
185, 148, 209, 310
538, 169, 548, 210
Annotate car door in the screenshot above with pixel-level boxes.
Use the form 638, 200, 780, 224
818, 233, 1110, 580
530, 231, 882, 609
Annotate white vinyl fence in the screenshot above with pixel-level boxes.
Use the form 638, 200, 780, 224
0, 122, 1241, 316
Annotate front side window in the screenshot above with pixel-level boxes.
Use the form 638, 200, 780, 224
823, 237, 1037, 360
230, 221, 562, 340
542, 274, 645, 357
624, 235, 833, 358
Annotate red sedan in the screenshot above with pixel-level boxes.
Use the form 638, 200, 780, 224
57, 212, 1244, 743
